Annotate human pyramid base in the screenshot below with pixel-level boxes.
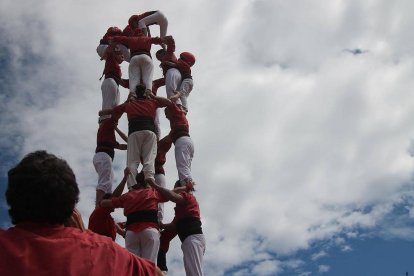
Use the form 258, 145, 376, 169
90, 10, 206, 276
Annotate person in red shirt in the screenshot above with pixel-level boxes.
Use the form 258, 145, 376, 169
124, 11, 168, 38
100, 171, 168, 264
165, 103, 194, 186
99, 44, 129, 122
110, 30, 166, 99
153, 37, 187, 112
93, 117, 127, 206
0, 150, 163, 276
163, 51, 196, 113
88, 193, 120, 240
97, 26, 130, 62
99, 86, 171, 189
149, 180, 205, 276
88, 168, 130, 240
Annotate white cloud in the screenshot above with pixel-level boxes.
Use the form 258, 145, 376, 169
318, 264, 330, 273
311, 250, 328, 261
251, 259, 283, 276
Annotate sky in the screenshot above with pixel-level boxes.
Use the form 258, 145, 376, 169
1, 0, 414, 275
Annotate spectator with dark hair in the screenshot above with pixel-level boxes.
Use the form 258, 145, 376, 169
0, 150, 163, 276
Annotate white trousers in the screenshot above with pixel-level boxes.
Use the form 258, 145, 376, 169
127, 130, 157, 188
182, 234, 205, 276
96, 44, 130, 62
174, 136, 194, 182
101, 77, 120, 109
154, 108, 162, 139
138, 11, 168, 38
125, 228, 160, 264
177, 78, 194, 111
129, 54, 154, 94
155, 173, 166, 222
165, 68, 182, 105
93, 152, 113, 194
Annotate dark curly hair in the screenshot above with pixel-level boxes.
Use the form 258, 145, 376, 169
6, 150, 80, 225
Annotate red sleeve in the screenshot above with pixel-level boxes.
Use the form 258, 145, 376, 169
163, 37, 176, 61
155, 190, 168, 203
150, 37, 163, 45
112, 102, 126, 121
178, 192, 191, 204
120, 79, 129, 89
112, 36, 131, 47
152, 78, 165, 95
111, 195, 125, 208
122, 25, 133, 37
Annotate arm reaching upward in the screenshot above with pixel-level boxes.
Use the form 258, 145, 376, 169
112, 167, 130, 197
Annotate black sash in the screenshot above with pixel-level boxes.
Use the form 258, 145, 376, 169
176, 217, 202, 242
126, 209, 158, 227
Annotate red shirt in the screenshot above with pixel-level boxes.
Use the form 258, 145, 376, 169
174, 59, 192, 78
0, 223, 156, 276
96, 118, 118, 148
103, 51, 122, 79
112, 99, 165, 122
159, 38, 178, 76
122, 25, 134, 37
112, 36, 162, 55
174, 191, 201, 221
155, 135, 172, 174
88, 207, 117, 240
168, 104, 189, 132
111, 188, 167, 233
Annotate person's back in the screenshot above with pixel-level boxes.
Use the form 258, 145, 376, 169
0, 224, 155, 276
0, 150, 162, 276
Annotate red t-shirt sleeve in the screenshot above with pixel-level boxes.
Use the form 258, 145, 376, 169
111, 195, 125, 208
152, 78, 165, 95
122, 25, 133, 37
150, 37, 163, 45
112, 102, 126, 120
112, 36, 130, 47
155, 189, 168, 203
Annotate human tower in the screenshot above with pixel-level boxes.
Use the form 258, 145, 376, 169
89, 10, 206, 276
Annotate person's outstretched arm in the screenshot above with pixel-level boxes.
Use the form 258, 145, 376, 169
148, 93, 173, 107
148, 180, 185, 204
112, 168, 130, 197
